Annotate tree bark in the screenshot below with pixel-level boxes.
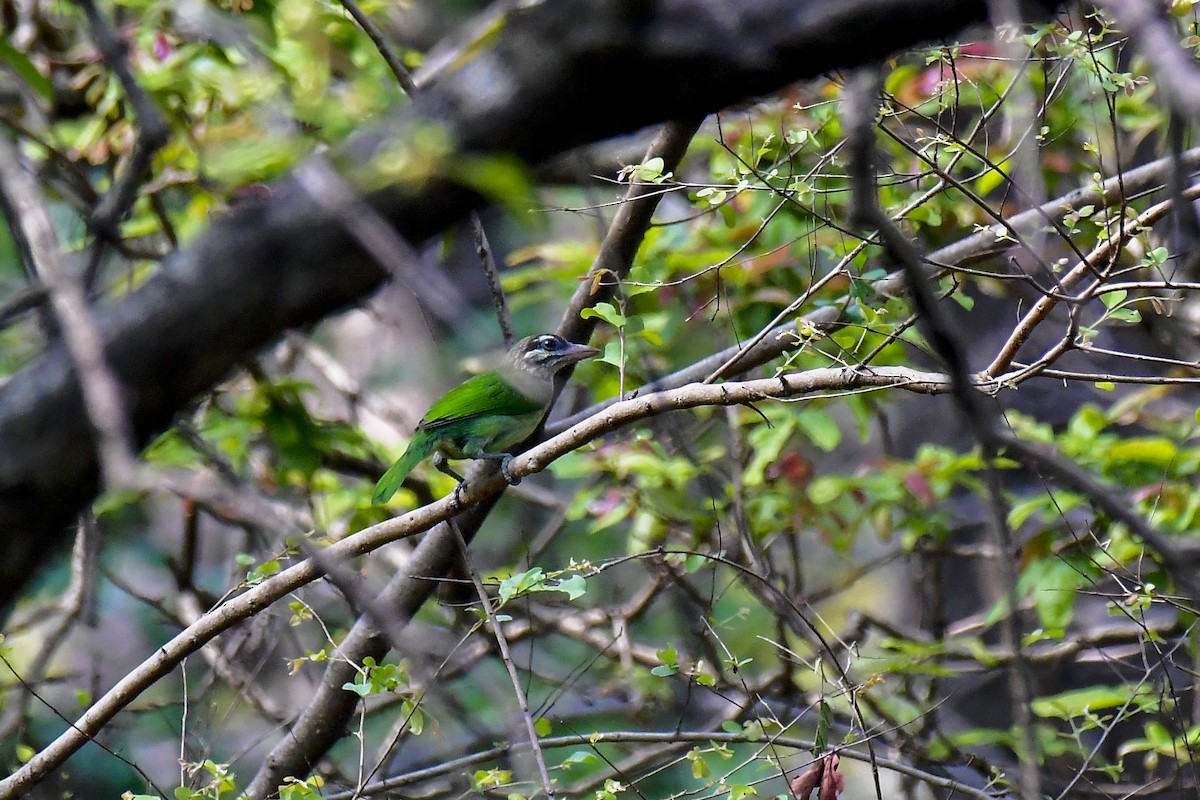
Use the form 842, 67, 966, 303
0, 0, 1056, 610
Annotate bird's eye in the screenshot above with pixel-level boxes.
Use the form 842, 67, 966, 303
537, 335, 562, 351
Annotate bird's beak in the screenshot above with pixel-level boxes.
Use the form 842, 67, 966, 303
560, 341, 600, 364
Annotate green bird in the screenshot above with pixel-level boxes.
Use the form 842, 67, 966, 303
372, 333, 599, 504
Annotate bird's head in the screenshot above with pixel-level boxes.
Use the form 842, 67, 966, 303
510, 333, 599, 380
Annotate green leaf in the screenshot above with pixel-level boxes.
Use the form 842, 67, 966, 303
1033, 684, 1158, 720
982, 594, 1011, 628
796, 408, 842, 452
1028, 559, 1082, 630
950, 727, 1016, 749
815, 699, 833, 752
807, 476, 843, 505
635, 156, 665, 181
560, 751, 598, 769
92, 488, 148, 518
454, 153, 534, 215
1141, 246, 1169, 268
498, 567, 546, 604
1100, 289, 1128, 309
656, 644, 677, 665
0, 39, 53, 100
579, 302, 627, 328
744, 415, 797, 485
553, 574, 587, 600
1068, 404, 1109, 439
401, 699, 426, 735
1008, 496, 1046, 529
1107, 437, 1178, 466
596, 341, 625, 369
728, 784, 758, 800
589, 496, 632, 533
974, 164, 1007, 197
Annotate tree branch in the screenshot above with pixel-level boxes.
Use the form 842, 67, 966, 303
2, 364, 951, 798
0, 0, 1042, 614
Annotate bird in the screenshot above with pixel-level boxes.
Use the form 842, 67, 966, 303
372, 333, 599, 504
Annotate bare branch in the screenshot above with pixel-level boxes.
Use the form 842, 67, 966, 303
472, 213, 515, 347
1097, 0, 1200, 119
336, 0, 418, 95
450, 521, 556, 800
559, 118, 704, 340
74, 0, 169, 245
1, 363, 952, 797
843, 66, 1036, 800
0, 134, 137, 488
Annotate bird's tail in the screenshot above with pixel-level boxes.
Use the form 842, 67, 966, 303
372, 430, 436, 504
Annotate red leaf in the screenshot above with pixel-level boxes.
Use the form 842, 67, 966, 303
904, 470, 934, 507
819, 753, 844, 800
791, 753, 843, 800
767, 452, 813, 488
789, 762, 822, 800
153, 32, 172, 61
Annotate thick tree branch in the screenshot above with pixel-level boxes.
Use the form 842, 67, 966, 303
2, 365, 951, 798
247, 117, 700, 797
0, 0, 1056, 606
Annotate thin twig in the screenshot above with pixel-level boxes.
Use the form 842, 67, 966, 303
985, 186, 1200, 378
0, 519, 97, 743
291, 536, 416, 656
74, 0, 169, 248
0, 134, 137, 488
558, 119, 704, 341
0, 283, 50, 329
843, 66, 1040, 800
336, 0, 417, 95
472, 212, 515, 346
1097, 0, 1200, 119
450, 520, 557, 800
550, 151, 1200, 436
338, 0, 487, 343
0, 363, 955, 798
325, 729, 1000, 800
291, 157, 467, 325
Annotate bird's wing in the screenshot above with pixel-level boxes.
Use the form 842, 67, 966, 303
417, 371, 545, 431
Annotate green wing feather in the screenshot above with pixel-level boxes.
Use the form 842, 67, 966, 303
372, 428, 437, 504
418, 371, 545, 430
373, 372, 546, 504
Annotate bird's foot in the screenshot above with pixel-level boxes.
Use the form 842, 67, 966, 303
500, 455, 520, 485
451, 479, 467, 509
433, 452, 465, 482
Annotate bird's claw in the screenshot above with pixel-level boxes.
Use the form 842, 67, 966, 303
500, 456, 520, 485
